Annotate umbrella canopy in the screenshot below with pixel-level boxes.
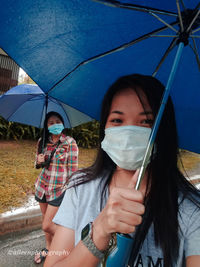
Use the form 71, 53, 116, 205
0, 0, 199, 152
0, 84, 92, 128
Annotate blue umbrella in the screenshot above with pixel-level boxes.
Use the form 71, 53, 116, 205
0, 2, 199, 265
0, 84, 92, 128
0, 0, 199, 154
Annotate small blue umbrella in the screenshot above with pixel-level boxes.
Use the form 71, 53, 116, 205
0, 0, 199, 154
0, 84, 92, 128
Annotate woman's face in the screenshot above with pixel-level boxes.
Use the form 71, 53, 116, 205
47, 115, 63, 128
105, 88, 154, 129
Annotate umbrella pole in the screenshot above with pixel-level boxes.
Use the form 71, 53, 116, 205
135, 42, 185, 190
42, 94, 48, 152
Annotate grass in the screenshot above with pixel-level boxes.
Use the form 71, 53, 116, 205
0, 141, 199, 213
179, 150, 200, 171
0, 140, 97, 213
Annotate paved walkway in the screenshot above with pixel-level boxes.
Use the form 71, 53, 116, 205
0, 162, 200, 236
0, 195, 42, 236
0, 229, 45, 267
0, 160, 199, 266
0, 195, 44, 266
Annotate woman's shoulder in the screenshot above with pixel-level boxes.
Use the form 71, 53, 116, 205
178, 191, 200, 226
68, 173, 102, 190
177, 192, 200, 246
179, 191, 200, 210
67, 170, 109, 196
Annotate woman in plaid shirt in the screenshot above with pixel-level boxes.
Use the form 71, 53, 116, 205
34, 111, 78, 264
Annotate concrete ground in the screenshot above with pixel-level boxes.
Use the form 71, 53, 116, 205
0, 197, 44, 267
0, 160, 199, 267
0, 229, 45, 267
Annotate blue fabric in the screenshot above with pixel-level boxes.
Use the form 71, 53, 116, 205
0, 84, 92, 128
0, 0, 199, 152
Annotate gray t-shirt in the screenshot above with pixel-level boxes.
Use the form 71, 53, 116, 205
53, 174, 200, 267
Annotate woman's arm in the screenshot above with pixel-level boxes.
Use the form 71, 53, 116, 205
44, 225, 100, 267
186, 256, 200, 266
67, 139, 78, 177
34, 139, 44, 169
184, 203, 200, 266
44, 226, 74, 267
45, 173, 144, 267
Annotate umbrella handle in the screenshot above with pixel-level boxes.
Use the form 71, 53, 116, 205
100, 43, 185, 267
42, 94, 49, 152
135, 42, 185, 190
101, 233, 133, 267
101, 42, 185, 267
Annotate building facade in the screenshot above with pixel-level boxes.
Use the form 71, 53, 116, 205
0, 48, 19, 94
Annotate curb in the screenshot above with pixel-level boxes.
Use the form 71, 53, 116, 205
0, 206, 42, 236
0, 175, 199, 237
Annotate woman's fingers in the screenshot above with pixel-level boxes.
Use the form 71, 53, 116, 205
37, 153, 45, 163
128, 169, 146, 196
111, 186, 144, 205
95, 187, 144, 236
93, 170, 145, 239
108, 188, 145, 215
106, 206, 143, 233
105, 188, 144, 233
128, 169, 140, 189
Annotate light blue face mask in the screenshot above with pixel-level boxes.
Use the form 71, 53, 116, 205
48, 123, 64, 135
101, 125, 151, 170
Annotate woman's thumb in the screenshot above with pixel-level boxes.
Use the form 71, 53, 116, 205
128, 169, 139, 189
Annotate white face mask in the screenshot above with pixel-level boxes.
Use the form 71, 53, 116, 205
101, 125, 151, 170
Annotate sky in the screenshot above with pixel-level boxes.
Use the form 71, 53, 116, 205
18, 68, 27, 83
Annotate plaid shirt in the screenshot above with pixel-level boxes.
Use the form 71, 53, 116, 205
35, 134, 78, 201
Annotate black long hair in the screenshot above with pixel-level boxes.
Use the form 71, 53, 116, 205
74, 74, 200, 266
38, 111, 64, 153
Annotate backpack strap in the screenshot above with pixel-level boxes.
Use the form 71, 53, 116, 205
43, 140, 61, 169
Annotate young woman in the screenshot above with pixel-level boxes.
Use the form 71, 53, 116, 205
44, 75, 200, 267
34, 111, 78, 264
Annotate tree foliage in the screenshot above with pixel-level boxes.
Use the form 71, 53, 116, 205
66, 120, 99, 148
0, 116, 100, 148
0, 116, 41, 140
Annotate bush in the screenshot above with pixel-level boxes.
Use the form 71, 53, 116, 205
65, 120, 100, 148
0, 116, 41, 140
0, 116, 100, 148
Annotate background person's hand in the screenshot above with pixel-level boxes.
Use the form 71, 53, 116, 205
37, 153, 45, 164
92, 170, 145, 251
